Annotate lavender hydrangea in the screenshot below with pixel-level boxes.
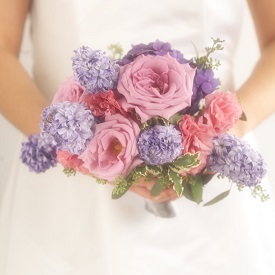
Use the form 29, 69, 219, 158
21, 133, 57, 173
138, 125, 183, 165
207, 134, 266, 187
72, 46, 119, 93
186, 67, 219, 114
120, 39, 188, 65
40, 102, 95, 155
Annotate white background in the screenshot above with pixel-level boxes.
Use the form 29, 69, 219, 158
0, 2, 275, 191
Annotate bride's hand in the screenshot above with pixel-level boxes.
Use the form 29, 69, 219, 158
129, 177, 179, 203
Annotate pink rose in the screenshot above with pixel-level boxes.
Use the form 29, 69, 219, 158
202, 91, 242, 134
179, 115, 216, 175
79, 113, 142, 182
81, 90, 126, 117
117, 54, 196, 123
52, 76, 85, 104
56, 150, 88, 174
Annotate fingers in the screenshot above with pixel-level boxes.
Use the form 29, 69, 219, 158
129, 184, 179, 203
107, 176, 180, 202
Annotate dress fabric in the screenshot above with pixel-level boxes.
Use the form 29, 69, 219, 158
1, 0, 275, 274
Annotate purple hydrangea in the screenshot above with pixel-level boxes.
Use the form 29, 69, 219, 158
40, 102, 95, 155
72, 46, 119, 93
207, 134, 266, 187
120, 40, 188, 65
185, 67, 219, 114
21, 133, 57, 173
138, 125, 183, 165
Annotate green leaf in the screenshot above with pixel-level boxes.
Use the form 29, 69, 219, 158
240, 111, 247, 121
168, 169, 182, 184
170, 152, 201, 173
168, 169, 183, 196
112, 180, 133, 199
169, 113, 183, 125
203, 189, 231, 206
173, 181, 184, 197
150, 179, 163, 196
201, 173, 215, 185
190, 175, 203, 204
146, 165, 163, 176
182, 178, 194, 202
134, 164, 147, 177
141, 116, 170, 130
156, 167, 172, 189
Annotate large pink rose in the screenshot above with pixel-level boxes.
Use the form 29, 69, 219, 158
202, 91, 242, 134
179, 115, 216, 175
52, 76, 85, 104
79, 113, 142, 182
117, 54, 196, 123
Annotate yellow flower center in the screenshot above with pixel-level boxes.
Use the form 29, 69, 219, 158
109, 138, 123, 157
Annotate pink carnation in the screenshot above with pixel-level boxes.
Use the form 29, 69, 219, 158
52, 76, 85, 104
117, 54, 195, 123
81, 90, 126, 117
79, 113, 142, 182
179, 115, 216, 175
56, 150, 88, 174
202, 91, 242, 134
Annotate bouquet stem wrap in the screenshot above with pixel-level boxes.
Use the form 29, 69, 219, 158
145, 200, 176, 218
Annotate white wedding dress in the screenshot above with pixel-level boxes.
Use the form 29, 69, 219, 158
1, 0, 275, 274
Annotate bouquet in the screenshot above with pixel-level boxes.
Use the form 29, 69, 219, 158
21, 38, 268, 217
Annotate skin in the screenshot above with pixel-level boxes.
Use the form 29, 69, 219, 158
0, 0, 274, 203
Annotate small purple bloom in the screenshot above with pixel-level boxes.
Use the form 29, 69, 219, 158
194, 68, 219, 94
138, 125, 183, 165
185, 67, 219, 114
21, 133, 57, 173
120, 40, 188, 65
40, 102, 95, 155
72, 46, 119, 93
207, 134, 266, 187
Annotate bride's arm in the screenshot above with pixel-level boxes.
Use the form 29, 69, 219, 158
234, 0, 275, 138
0, 0, 49, 136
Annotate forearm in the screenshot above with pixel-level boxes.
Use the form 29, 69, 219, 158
234, 39, 275, 138
0, 50, 49, 136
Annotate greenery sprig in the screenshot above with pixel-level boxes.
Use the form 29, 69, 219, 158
193, 37, 225, 70
238, 184, 270, 202
63, 168, 76, 177
108, 43, 123, 60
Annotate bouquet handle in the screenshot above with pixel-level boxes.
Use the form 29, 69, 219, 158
145, 199, 176, 218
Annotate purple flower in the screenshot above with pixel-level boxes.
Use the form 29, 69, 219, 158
194, 68, 219, 94
21, 133, 57, 173
120, 40, 188, 65
72, 46, 119, 93
40, 102, 95, 155
207, 134, 266, 187
138, 125, 183, 165
185, 67, 219, 114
